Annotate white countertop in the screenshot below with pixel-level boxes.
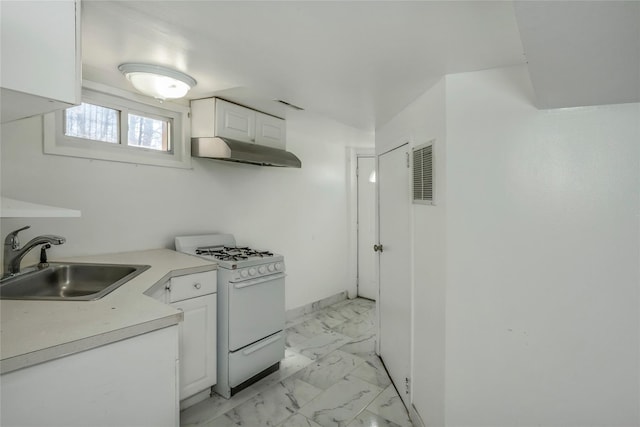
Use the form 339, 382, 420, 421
0, 249, 216, 374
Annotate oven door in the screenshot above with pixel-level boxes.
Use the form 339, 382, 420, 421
228, 272, 285, 351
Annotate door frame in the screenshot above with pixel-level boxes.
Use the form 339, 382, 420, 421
356, 155, 376, 299
348, 147, 375, 300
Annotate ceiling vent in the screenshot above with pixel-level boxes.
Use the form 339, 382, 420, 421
413, 141, 434, 205
275, 99, 304, 111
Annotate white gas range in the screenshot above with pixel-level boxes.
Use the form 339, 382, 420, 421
175, 234, 285, 399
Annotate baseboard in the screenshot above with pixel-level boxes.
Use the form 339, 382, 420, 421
410, 403, 426, 427
179, 387, 211, 411
285, 290, 348, 322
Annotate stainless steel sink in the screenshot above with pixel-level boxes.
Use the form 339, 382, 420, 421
0, 262, 150, 301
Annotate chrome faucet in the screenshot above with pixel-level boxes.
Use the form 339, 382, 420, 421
2, 226, 65, 279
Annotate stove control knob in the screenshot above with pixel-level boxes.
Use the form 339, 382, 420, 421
258, 266, 266, 274
267, 264, 275, 272
248, 267, 257, 276
275, 262, 282, 271
240, 269, 249, 278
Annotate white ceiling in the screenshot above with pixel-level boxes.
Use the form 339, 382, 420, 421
514, 1, 640, 109
81, 1, 639, 132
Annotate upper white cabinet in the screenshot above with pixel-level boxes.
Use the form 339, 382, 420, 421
214, 99, 256, 142
191, 98, 287, 150
0, 0, 81, 123
255, 112, 287, 149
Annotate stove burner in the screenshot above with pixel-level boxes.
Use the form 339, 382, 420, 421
195, 245, 274, 261
245, 249, 274, 257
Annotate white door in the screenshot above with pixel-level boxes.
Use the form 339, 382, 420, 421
357, 156, 377, 300
377, 144, 412, 407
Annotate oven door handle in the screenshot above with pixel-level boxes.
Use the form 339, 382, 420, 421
242, 333, 283, 356
232, 273, 286, 289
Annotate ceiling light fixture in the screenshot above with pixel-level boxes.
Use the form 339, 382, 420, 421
118, 63, 196, 100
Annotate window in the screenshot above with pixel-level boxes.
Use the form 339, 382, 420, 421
127, 113, 170, 151
65, 103, 120, 143
44, 82, 190, 168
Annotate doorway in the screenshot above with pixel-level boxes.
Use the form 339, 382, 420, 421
357, 156, 376, 300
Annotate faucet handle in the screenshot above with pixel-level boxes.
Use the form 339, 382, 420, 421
5, 226, 30, 248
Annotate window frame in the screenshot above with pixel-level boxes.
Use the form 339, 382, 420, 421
44, 81, 191, 169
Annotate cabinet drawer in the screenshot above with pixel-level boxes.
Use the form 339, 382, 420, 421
169, 271, 216, 303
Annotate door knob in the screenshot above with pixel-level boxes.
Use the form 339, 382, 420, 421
373, 244, 384, 253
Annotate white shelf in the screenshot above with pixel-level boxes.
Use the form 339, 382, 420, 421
1, 197, 81, 218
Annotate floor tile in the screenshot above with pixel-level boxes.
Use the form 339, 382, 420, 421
181, 298, 412, 427
366, 385, 412, 427
215, 378, 322, 427
350, 356, 391, 388
330, 303, 363, 320
331, 316, 375, 339
288, 317, 334, 338
291, 331, 352, 360
337, 331, 376, 359
280, 348, 315, 377
346, 410, 402, 427
333, 299, 374, 315
296, 350, 366, 390
278, 414, 324, 427
286, 327, 312, 347
298, 375, 383, 427
181, 350, 313, 426
312, 308, 350, 328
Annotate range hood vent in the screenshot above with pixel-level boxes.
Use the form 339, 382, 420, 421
191, 137, 302, 168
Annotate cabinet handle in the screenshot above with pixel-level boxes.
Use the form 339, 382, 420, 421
193, 283, 201, 289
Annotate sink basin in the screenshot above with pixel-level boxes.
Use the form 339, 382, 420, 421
0, 262, 150, 301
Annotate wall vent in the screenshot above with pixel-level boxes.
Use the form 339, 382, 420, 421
275, 99, 304, 111
413, 141, 434, 205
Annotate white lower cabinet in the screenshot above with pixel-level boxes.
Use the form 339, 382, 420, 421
172, 293, 217, 399
164, 270, 218, 401
0, 326, 180, 427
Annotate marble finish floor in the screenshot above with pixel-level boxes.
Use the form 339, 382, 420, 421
181, 298, 413, 427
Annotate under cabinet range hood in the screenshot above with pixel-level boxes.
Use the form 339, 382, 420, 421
191, 137, 302, 168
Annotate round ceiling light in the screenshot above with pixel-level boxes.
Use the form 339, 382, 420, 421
118, 63, 197, 100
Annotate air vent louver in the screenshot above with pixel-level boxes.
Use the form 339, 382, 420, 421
413, 142, 434, 204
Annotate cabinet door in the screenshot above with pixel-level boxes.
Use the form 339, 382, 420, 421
0, 326, 179, 427
172, 294, 217, 399
256, 112, 286, 149
1, 0, 81, 123
215, 99, 255, 143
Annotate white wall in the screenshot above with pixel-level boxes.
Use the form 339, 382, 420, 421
375, 78, 448, 427
375, 64, 639, 427
444, 66, 639, 426
0, 108, 373, 310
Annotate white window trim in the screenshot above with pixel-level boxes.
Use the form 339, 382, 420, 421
44, 80, 191, 169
